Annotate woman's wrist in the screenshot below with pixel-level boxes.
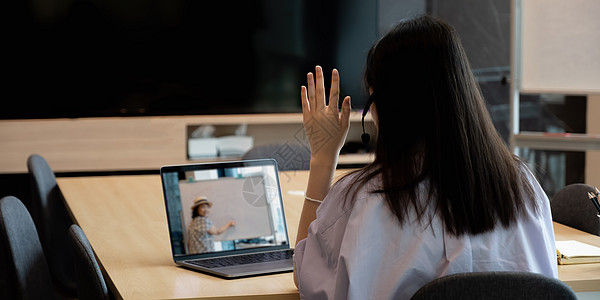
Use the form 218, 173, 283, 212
309, 155, 338, 170
306, 160, 336, 201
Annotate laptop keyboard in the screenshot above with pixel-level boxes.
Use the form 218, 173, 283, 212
186, 249, 293, 269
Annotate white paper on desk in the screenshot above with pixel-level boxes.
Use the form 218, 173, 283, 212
556, 240, 600, 257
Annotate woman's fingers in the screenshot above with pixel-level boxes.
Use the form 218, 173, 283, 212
314, 66, 326, 109
303, 66, 347, 120
329, 69, 340, 113
340, 96, 351, 130
301, 86, 310, 121
300, 86, 308, 110
307, 72, 316, 111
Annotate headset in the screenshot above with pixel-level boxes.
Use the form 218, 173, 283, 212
361, 94, 375, 144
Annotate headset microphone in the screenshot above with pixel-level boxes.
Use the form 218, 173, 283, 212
361, 95, 375, 145
361, 111, 370, 144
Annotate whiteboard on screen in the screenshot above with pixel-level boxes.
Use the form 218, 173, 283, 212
179, 176, 273, 242
520, 0, 600, 94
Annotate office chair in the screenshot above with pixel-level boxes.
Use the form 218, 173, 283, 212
68, 224, 110, 300
242, 143, 311, 171
410, 271, 577, 300
27, 154, 77, 298
551, 183, 600, 236
0, 196, 56, 300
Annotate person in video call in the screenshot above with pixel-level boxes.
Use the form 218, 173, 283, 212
293, 14, 557, 299
188, 196, 235, 253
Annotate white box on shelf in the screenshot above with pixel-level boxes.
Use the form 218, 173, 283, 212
217, 136, 254, 157
188, 138, 219, 158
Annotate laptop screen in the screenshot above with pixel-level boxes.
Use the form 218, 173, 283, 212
160, 159, 290, 258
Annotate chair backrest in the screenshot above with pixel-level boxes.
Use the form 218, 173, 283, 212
68, 224, 110, 300
410, 271, 577, 300
0, 196, 55, 300
551, 183, 600, 236
26, 154, 77, 296
242, 143, 310, 171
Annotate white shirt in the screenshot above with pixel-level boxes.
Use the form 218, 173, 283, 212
293, 167, 557, 300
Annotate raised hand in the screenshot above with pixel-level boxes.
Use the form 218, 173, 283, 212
300, 66, 351, 165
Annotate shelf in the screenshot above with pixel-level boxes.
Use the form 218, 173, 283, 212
0, 113, 375, 174
514, 132, 600, 151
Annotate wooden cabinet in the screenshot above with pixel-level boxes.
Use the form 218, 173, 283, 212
0, 113, 374, 174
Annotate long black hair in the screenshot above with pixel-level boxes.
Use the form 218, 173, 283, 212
345, 14, 536, 235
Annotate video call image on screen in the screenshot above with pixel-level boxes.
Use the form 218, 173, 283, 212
162, 165, 288, 256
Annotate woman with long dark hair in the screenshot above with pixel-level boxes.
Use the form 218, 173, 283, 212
293, 15, 557, 299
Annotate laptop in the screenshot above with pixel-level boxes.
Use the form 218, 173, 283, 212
160, 158, 294, 279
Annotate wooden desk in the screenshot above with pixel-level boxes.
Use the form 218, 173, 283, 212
56, 170, 337, 300
57, 171, 600, 299
554, 222, 600, 292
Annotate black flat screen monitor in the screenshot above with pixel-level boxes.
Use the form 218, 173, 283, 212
6, 0, 376, 119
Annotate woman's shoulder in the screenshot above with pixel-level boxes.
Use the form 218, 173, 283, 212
330, 168, 380, 196
316, 169, 381, 222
